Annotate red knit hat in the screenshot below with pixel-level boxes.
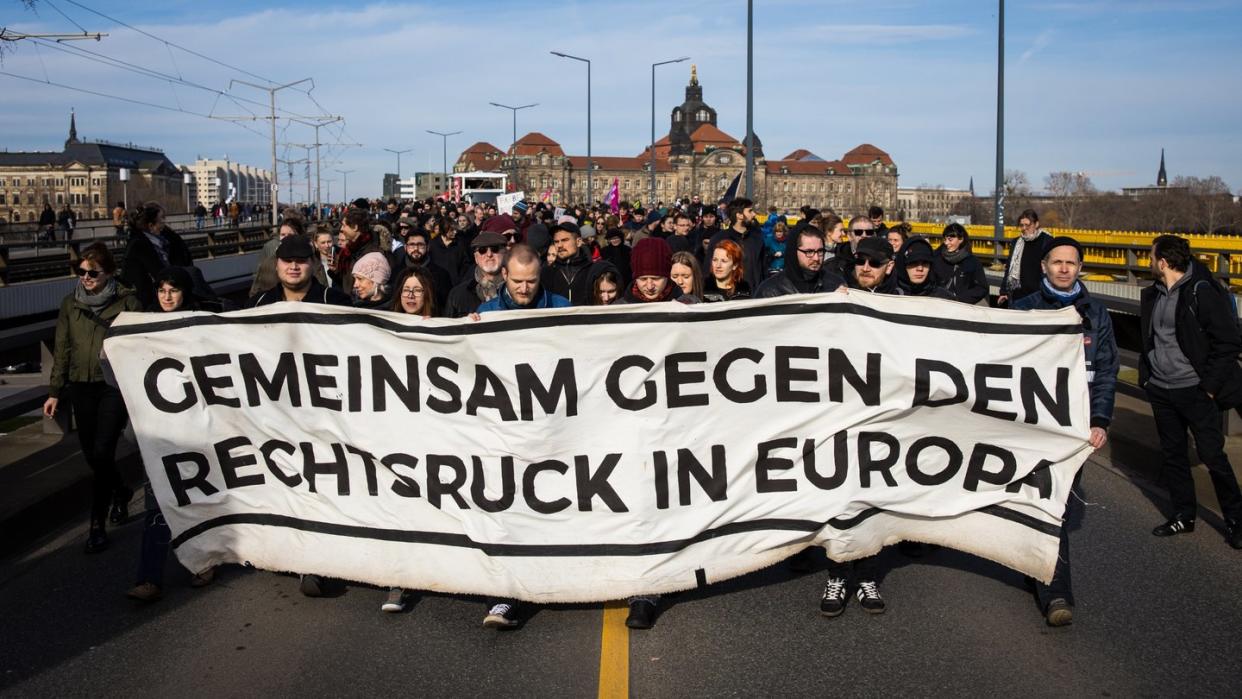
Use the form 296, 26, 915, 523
631, 237, 673, 278
481, 214, 517, 234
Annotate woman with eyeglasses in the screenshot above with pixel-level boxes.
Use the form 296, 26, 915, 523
389, 267, 436, 318
44, 243, 143, 554
127, 267, 217, 601
933, 223, 989, 305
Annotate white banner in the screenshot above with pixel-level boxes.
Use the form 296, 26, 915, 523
104, 294, 1091, 603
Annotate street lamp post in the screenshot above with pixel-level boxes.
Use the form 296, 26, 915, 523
994, 0, 1006, 243
551, 51, 592, 205
426, 130, 462, 198
383, 147, 411, 182
488, 102, 538, 153
651, 57, 690, 206
744, 0, 754, 199
336, 169, 355, 203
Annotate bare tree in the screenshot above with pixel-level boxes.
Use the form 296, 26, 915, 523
1174, 175, 1236, 234
1045, 171, 1097, 229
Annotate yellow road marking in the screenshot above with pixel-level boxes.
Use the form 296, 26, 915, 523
598, 600, 629, 699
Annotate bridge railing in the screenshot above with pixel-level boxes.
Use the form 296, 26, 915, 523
0, 224, 274, 287
902, 222, 1242, 287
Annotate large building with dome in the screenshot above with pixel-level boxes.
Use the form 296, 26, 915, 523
455, 67, 898, 213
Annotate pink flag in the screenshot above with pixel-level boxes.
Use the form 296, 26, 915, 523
606, 178, 620, 214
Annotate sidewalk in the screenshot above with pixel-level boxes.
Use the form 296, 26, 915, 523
1, 382, 1239, 557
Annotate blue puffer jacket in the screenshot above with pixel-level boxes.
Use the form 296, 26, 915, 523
1013, 280, 1118, 428
477, 285, 570, 313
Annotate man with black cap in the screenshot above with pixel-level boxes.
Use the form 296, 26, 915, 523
1012, 235, 1118, 626
444, 230, 506, 317
848, 236, 898, 293
246, 235, 350, 307
893, 238, 953, 298
541, 222, 596, 305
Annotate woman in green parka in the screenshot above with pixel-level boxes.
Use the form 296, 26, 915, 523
43, 242, 143, 553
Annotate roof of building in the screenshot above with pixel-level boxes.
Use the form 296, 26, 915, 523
781, 148, 824, 161
842, 143, 894, 167
510, 132, 565, 157
0, 141, 179, 173
688, 123, 741, 153
765, 159, 849, 175
456, 141, 505, 171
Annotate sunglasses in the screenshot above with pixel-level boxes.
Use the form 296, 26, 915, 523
475, 245, 503, 255
75, 267, 103, 278
853, 256, 887, 269
852, 229, 876, 237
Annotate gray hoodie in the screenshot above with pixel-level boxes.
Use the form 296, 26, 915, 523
1149, 262, 1199, 389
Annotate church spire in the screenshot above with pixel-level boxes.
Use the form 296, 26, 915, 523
66, 109, 80, 147
1157, 148, 1167, 187
969, 176, 975, 197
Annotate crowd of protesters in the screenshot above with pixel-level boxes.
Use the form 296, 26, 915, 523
40, 192, 1242, 633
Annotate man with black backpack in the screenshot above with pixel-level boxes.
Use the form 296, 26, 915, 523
1141, 234, 1242, 550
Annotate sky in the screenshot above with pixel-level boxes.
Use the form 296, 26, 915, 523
3, 0, 1241, 202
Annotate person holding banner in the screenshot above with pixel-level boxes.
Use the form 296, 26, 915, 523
753, 226, 846, 299
44, 243, 144, 554
847, 237, 898, 294
1013, 236, 1118, 625
616, 237, 700, 305
476, 244, 570, 313
444, 231, 507, 317
246, 236, 351, 307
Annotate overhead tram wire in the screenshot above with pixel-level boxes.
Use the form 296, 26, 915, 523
0, 69, 268, 140
25, 36, 319, 119
60, 0, 292, 89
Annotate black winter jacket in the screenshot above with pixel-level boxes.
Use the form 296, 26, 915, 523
1014, 282, 1119, 427
932, 249, 989, 305
121, 227, 193, 309
541, 248, 595, 305
246, 278, 351, 307
1000, 231, 1051, 302
1139, 263, 1242, 408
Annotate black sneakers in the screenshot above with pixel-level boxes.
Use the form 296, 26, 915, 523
109, 488, 133, 525
1045, 598, 1073, 627
84, 526, 108, 554
855, 580, 886, 614
1228, 520, 1242, 550
626, 597, 659, 629
299, 574, 325, 597
819, 577, 847, 617
1152, 517, 1195, 537
483, 602, 520, 629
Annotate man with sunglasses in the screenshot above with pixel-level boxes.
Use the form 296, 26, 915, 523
847, 237, 898, 294
826, 214, 877, 280
444, 231, 507, 317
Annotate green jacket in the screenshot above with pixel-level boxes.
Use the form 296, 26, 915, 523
49, 285, 142, 397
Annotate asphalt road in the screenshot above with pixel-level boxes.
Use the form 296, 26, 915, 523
2, 462, 1240, 698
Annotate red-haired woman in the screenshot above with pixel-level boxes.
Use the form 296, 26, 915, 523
702, 238, 751, 302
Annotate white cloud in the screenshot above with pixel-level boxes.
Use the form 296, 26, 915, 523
1018, 28, 1054, 64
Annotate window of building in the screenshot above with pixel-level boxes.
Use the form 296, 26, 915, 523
0, 178, 5, 186
72, 193, 85, 205
56, 193, 64, 205
56, 178, 64, 187
27, 178, 35, 187
26, 194, 34, 204
93, 193, 100, 205
696, 109, 709, 121
12, 211, 19, 222
0, 194, 5, 204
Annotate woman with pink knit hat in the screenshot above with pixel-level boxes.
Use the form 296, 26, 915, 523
350, 251, 392, 309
